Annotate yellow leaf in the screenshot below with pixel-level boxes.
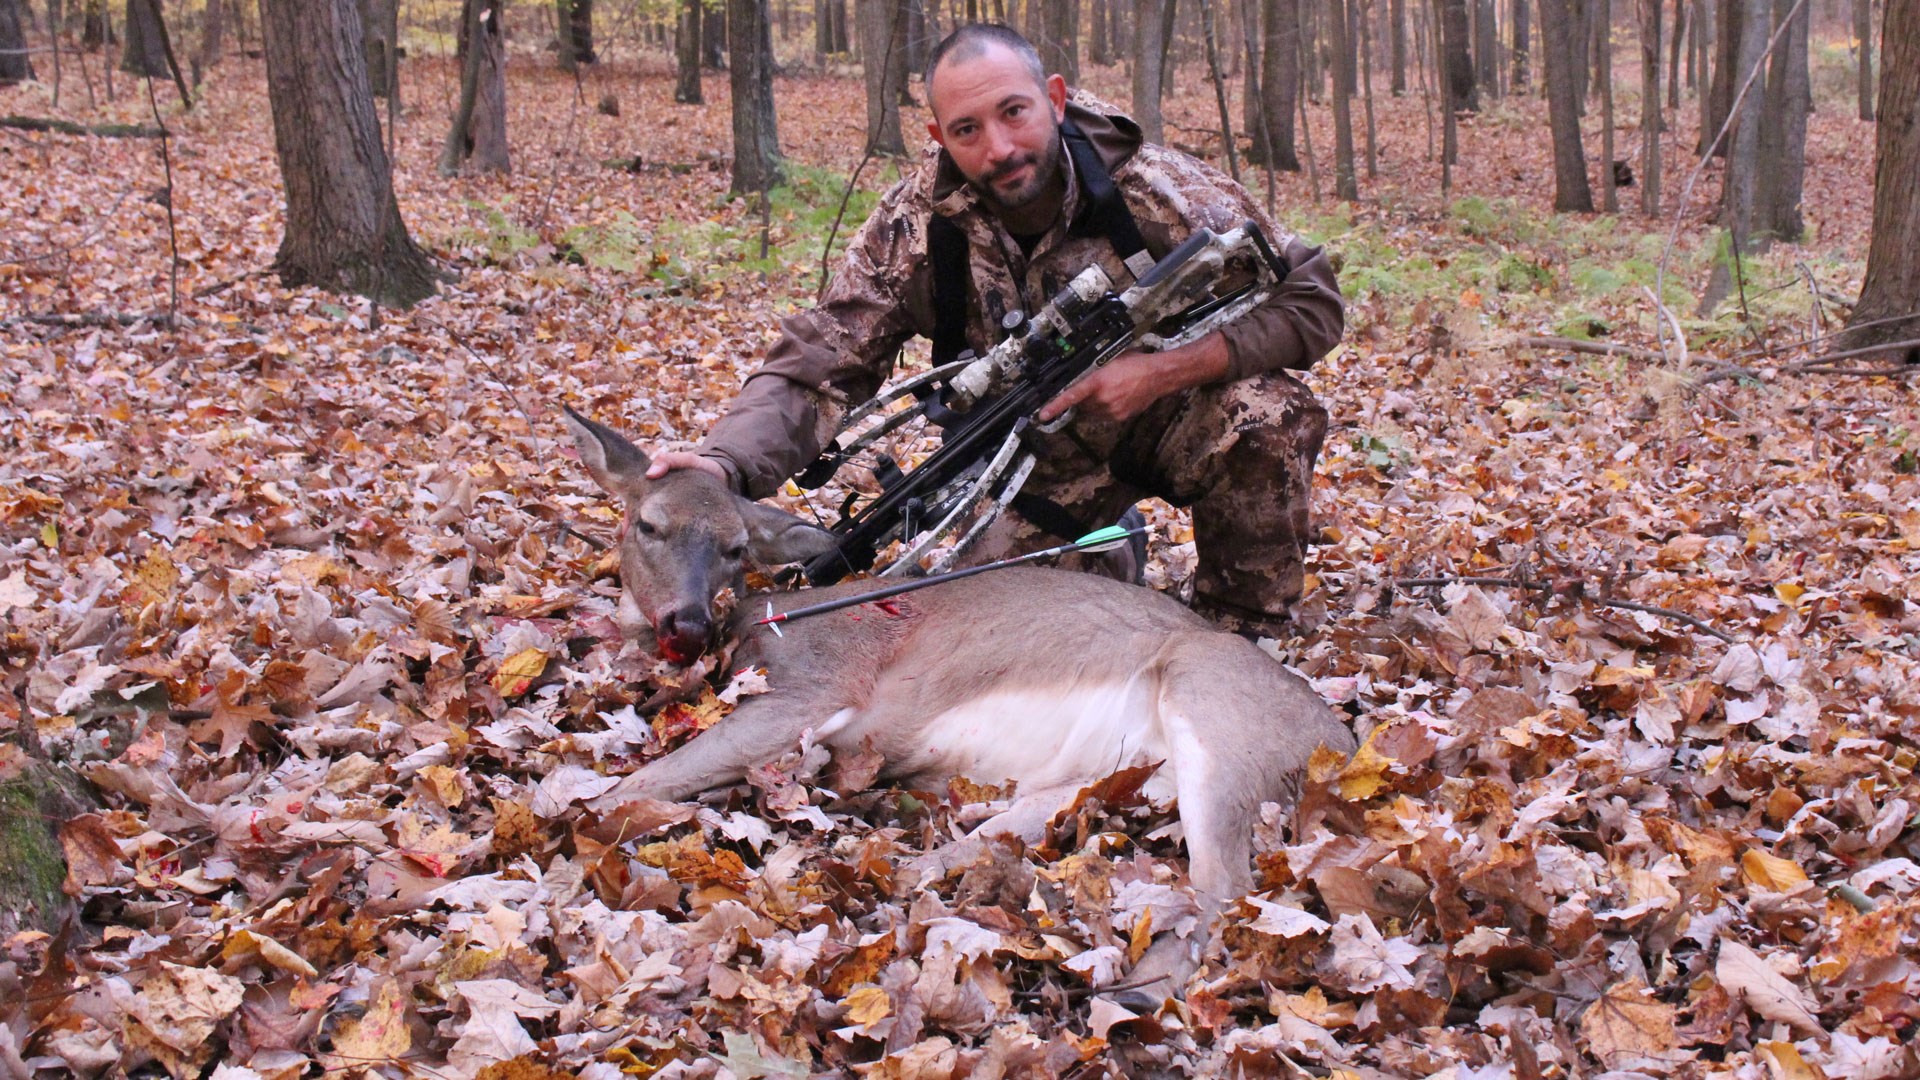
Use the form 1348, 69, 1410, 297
419, 764, 465, 806
40, 521, 58, 547
1579, 978, 1679, 1069
219, 929, 319, 979
843, 985, 892, 1026
1127, 908, 1154, 964
1774, 582, 1807, 607
326, 977, 411, 1068
1334, 737, 1395, 801
1756, 1041, 1824, 1080
492, 647, 549, 698
1742, 849, 1810, 892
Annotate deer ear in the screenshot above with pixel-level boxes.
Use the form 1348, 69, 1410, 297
563, 407, 651, 498
738, 499, 838, 566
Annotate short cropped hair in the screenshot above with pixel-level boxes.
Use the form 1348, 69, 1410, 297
923, 23, 1048, 109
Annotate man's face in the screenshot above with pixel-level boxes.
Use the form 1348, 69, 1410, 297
927, 46, 1069, 216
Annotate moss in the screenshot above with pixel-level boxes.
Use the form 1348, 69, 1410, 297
0, 763, 84, 934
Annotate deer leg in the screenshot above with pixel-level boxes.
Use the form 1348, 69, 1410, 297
902, 782, 1083, 889
587, 694, 847, 808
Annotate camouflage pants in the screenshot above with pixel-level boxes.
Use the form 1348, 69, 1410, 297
955, 370, 1328, 636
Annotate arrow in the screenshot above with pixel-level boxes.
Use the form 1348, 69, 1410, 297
757, 522, 1149, 632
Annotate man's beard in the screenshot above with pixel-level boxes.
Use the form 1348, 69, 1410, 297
970, 129, 1066, 215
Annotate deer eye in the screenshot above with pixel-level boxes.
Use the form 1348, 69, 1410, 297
634, 519, 660, 537
723, 544, 747, 561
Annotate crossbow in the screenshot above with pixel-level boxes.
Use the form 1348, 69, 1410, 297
796, 220, 1293, 585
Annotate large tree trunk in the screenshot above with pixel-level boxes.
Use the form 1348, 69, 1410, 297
675, 0, 703, 101
1700, 0, 1737, 153
859, 0, 907, 153
1637, 0, 1661, 214
555, 0, 594, 68
1254, 0, 1301, 167
1843, 0, 1917, 358
197, 0, 227, 77
1327, 0, 1358, 195
1391, 0, 1407, 91
1440, 0, 1476, 109
357, 0, 398, 98
1034, 0, 1080, 83
0, 0, 31, 83
120, 0, 165, 74
1541, 0, 1594, 208
704, 1, 728, 66
1854, 0, 1874, 121
1474, 0, 1497, 96
1755, 0, 1806, 241
260, 0, 440, 307
1130, 0, 1175, 142
1698, 0, 1767, 312
1510, 0, 1529, 89
441, 0, 509, 175
729, 0, 782, 194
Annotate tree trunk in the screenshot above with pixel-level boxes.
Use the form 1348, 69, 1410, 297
358, 0, 398, 98
1092, 0, 1112, 62
441, 0, 509, 174
705, 1, 729, 66
729, 0, 782, 194
1255, 0, 1301, 167
1699, 0, 1767, 312
1541, 0, 1594, 208
1637, 0, 1661, 214
1391, 0, 1406, 90
676, 0, 703, 101
555, 0, 595, 68
1359, 0, 1377, 173
1440, 0, 1475, 109
1701, 0, 1735, 152
1855, 0, 1874, 121
83, 0, 107, 49
0, 760, 97, 938
1474, 0, 1496, 96
1131, 0, 1172, 142
1327, 0, 1358, 195
1598, 0, 1615, 210
1510, 0, 1528, 88
1844, 0, 1919, 357
0, 0, 31, 83
1756, 0, 1807, 240
260, 0, 440, 306
1034, 0, 1079, 83
1664, 0, 1682, 107
197, 0, 226, 76
120, 0, 165, 75
859, 0, 907, 153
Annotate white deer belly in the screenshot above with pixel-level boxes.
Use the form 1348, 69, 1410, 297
876, 678, 1176, 799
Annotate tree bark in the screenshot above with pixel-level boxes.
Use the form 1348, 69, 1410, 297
1092, 0, 1111, 63
1327, 0, 1358, 195
0, 0, 31, 83
260, 0, 440, 307
1255, 0, 1301, 167
1474, 0, 1497, 96
1130, 0, 1173, 142
1440, 0, 1476, 109
1756, 0, 1806, 240
1637, 0, 1661, 214
1701, 0, 1736, 153
1698, 0, 1767, 312
859, 0, 908, 153
1664, 0, 1682, 107
197, 0, 226, 77
1510, 0, 1528, 89
357, 0, 398, 98
1855, 0, 1874, 121
1391, 0, 1406, 90
1844, 0, 1918, 357
705, 1, 729, 66
555, 0, 594, 68
1541, 0, 1594, 208
0, 760, 96, 938
1598, 0, 1615, 210
441, 0, 509, 174
1034, 0, 1079, 83
676, 0, 703, 101
119, 0, 164, 75
729, 0, 782, 194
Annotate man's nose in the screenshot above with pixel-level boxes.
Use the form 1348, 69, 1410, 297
982, 123, 1017, 165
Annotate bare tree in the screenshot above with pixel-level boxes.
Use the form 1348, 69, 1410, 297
0, 0, 31, 83
1131, 0, 1176, 142
729, 0, 782, 194
1254, 0, 1302, 167
441, 0, 509, 174
1698, 0, 1766, 313
1844, 0, 1918, 358
357, 0, 398, 98
1755, 0, 1806, 240
1473, 0, 1496, 96
259, 0, 440, 307
859, 0, 908, 153
1598, 0, 1615, 211
1032, 0, 1080, 83
1541, 0, 1594, 208
1855, 0, 1874, 120
1092, 0, 1112, 63
1440, 0, 1476, 109
676, 0, 703, 102
1391, 0, 1407, 90
120, 0, 164, 74
1511, 0, 1529, 88
1327, 0, 1358, 195
1636, 0, 1661, 214
555, 0, 594, 68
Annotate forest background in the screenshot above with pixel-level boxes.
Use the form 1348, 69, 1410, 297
0, 0, 1917, 1076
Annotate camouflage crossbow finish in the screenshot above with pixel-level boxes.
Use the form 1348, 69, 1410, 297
796, 220, 1294, 585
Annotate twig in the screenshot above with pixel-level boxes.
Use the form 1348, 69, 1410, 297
144, 76, 180, 322
0, 114, 165, 138
190, 269, 269, 300
1513, 334, 1753, 379
1785, 337, 1920, 371
1394, 574, 1738, 642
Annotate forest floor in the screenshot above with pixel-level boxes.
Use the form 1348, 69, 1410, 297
1, 42, 1917, 1080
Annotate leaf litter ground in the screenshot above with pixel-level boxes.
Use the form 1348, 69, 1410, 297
1, 46, 1917, 1080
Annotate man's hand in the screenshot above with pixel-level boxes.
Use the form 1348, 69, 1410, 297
645, 451, 730, 483
1037, 333, 1233, 426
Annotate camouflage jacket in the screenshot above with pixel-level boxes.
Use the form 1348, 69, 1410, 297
698, 92, 1344, 498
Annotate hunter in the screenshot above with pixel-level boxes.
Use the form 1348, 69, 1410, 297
646, 23, 1344, 639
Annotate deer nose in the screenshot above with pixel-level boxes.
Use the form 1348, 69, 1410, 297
655, 604, 713, 662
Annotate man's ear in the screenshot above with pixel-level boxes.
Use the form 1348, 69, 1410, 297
927, 120, 945, 147
563, 407, 650, 498
1046, 73, 1068, 120
737, 499, 839, 566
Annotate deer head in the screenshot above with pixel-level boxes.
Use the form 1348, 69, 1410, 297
564, 408, 837, 664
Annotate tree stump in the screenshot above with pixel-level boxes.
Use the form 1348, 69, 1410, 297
0, 755, 95, 936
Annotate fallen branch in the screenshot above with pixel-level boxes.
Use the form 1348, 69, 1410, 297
1513, 335, 1757, 380
1785, 337, 1920, 372
0, 113, 166, 138
1394, 574, 1738, 642
1, 311, 195, 329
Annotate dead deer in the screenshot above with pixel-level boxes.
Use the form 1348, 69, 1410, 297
564, 408, 1355, 1004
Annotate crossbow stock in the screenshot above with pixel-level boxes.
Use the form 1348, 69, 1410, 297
796, 220, 1293, 585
